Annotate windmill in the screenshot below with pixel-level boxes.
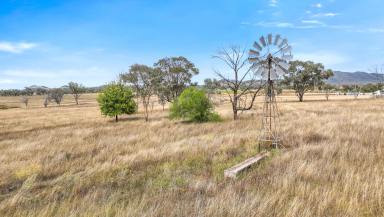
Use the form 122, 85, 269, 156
248, 34, 292, 150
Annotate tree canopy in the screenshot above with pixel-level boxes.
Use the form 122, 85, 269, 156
154, 56, 199, 102
170, 87, 220, 122
97, 83, 137, 122
283, 60, 333, 102
68, 82, 85, 105
120, 64, 161, 121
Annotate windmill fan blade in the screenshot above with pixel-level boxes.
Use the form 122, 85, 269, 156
278, 61, 289, 70
282, 46, 292, 53
276, 62, 290, 73
271, 58, 289, 72
268, 34, 273, 45
248, 57, 260, 63
249, 49, 260, 57
282, 54, 293, 61
273, 66, 286, 76
279, 39, 288, 48
270, 70, 279, 80
254, 66, 267, 76
261, 69, 269, 80
253, 42, 263, 51
274, 34, 281, 45
260, 36, 267, 47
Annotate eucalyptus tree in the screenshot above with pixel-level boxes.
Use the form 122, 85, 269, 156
68, 82, 85, 105
154, 56, 199, 102
120, 64, 161, 121
48, 88, 65, 106
283, 60, 333, 102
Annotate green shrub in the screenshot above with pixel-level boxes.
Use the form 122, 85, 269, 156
97, 83, 137, 122
170, 87, 220, 122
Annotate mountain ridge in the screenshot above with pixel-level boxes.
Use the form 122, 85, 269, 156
327, 71, 384, 85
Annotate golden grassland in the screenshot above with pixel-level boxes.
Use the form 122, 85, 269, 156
0, 93, 383, 217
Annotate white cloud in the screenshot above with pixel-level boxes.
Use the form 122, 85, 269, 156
1, 67, 111, 81
0, 79, 18, 84
3, 69, 57, 78
301, 20, 324, 25
312, 12, 340, 17
248, 20, 354, 31
0, 41, 38, 54
313, 3, 323, 8
367, 28, 384, 33
255, 21, 295, 28
269, 0, 278, 7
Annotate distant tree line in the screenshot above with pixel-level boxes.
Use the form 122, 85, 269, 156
0, 85, 103, 96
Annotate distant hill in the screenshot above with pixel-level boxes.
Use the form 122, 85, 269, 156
327, 71, 384, 85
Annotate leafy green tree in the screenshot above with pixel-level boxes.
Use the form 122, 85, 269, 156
120, 64, 161, 121
97, 83, 137, 122
68, 82, 85, 105
170, 87, 220, 122
283, 60, 333, 102
360, 83, 382, 93
154, 56, 199, 102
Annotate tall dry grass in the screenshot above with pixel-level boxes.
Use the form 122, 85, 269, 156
0, 94, 383, 216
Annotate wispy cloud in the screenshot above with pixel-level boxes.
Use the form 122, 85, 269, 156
313, 3, 323, 8
301, 20, 324, 25
0, 79, 18, 84
3, 69, 57, 78
269, 0, 278, 7
295, 51, 348, 68
243, 20, 384, 33
249, 20, 347, 29
2, 67, 108, 79
0, 41, 38, 54
367, 28, 384, 33
312, 12, 340, 17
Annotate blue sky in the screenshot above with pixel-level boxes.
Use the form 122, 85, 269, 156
0, 0, 384, 89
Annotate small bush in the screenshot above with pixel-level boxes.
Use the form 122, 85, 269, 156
170, 87, 221, 122
97, 83, 137, 122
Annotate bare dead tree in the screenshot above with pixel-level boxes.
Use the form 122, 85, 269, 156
369, 65, 384, 92
43, 95, 50, 108
213, 46, 264, 120
49, 88, 65, 106
20, 96, 29, 108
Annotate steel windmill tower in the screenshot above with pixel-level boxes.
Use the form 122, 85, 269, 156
248, 34, 292, 150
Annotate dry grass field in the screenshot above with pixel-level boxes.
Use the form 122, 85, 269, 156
0, 93, 383, 217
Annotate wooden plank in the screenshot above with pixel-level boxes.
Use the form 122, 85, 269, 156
224, 152, 270, 179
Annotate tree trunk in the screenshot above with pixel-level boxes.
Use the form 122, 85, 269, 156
233, 109, 238, 120
299, 93, 304, 102
144, 105, 149, 122
75, 96, 79, 105
143, 97, 149, 122
233, 96, 238, 120
115, 115, 118, 122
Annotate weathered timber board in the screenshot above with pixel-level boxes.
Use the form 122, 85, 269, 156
224, 152, 270, 179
